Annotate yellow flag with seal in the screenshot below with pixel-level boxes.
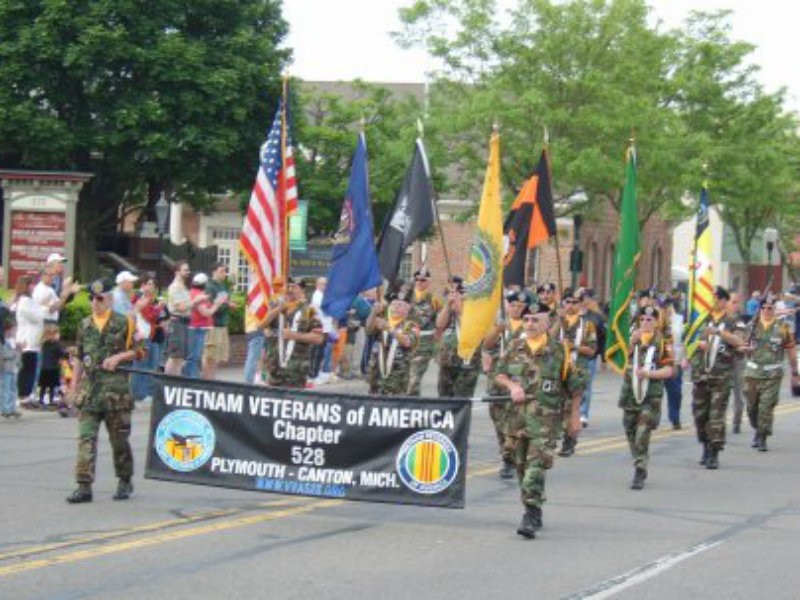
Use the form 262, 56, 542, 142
458, 130, 503, 361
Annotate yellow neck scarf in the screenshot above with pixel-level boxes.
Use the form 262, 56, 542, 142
526, 333, 548, 354
92, 309, 112, 332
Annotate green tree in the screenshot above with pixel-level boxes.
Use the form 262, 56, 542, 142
295, 80, 427, 234
397, 0, 703, 225
0, 0, 289, 276
674, 11, 800, 289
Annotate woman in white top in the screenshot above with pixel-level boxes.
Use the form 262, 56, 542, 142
12, 275, 56, 404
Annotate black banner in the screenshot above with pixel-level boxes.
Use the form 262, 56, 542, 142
145, 374, 471, 508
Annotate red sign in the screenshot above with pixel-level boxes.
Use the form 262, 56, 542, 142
9, 211, 66, 287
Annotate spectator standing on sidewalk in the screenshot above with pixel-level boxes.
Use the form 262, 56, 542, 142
1, 318, 22, 418
185, 273, 225, 378
112, 271, 139, 315
130, 276, 168, 401
165, 261, 192, 376
13, 275, 56, 407
664, 298, 685, 429
203, 263, 233, 380
37, 325, 66, 409
579, 289, 606, 428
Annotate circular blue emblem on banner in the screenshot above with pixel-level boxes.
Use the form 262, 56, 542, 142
396, 430, 459, 495
155, 410, 215, 472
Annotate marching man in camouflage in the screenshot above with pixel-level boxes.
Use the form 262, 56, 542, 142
618, 305, 674, 490
536, 282, 559, 318
67, 279, 147, 504
366, 286, 419, 396
264, 277, 324, 388
406, 267, 443, 396
494, 301, 577, 539
557, 288, 597, 457
483, 290, 529, 478
689, 286, 746, 469
435, 277, 481, 398
743, 292, 798, 452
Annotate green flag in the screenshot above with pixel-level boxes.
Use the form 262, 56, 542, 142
605, 146, 640, 373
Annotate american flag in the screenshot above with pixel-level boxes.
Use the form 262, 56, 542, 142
239, 98, 298, 320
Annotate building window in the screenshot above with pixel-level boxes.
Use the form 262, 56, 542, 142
651, 246, 663, 289
236, 253, 249, 293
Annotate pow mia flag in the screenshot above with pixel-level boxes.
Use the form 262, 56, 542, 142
377, 138, 435, 282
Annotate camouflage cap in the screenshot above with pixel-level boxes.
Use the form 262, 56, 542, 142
88, 278, 114, 298
639, 305, 660, 319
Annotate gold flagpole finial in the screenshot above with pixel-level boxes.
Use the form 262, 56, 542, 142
417, 117, 424, 139
492, 120, 500, 134
543, 125, 550, 147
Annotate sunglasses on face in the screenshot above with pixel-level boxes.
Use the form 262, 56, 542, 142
523, 316, 544, 323
91, 294, 107, 302
762, 305, 775, 310
640, 317, 656, 322
563, 299, 577, 305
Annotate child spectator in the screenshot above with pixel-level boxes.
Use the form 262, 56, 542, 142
1, 318, 21, 418
38, 325, 65, 408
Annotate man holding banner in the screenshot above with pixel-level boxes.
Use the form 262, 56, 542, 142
494, 301, 577, 539
67, 279, 147, 504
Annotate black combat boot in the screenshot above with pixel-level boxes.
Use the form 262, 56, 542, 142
630, 467, 647, 490
499, 460, 515, 480
732, 422, 741, 434
516, 506, 538, 539
699, 443, 709, 466
531, 506, 543, 530
558, 435, 576, 457
66, 484, 93, 504
113, 479, 134, 500
705, 447, 719, 470
757, 434, 769, 452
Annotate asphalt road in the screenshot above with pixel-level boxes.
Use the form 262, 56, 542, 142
1, 365, 799, 600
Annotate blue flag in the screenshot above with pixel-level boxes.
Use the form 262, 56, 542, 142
322, 133, 383, 320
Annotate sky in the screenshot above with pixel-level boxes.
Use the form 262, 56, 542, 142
283, 0, 800, 112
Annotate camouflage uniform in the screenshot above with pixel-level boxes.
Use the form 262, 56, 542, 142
407, 291, 443, 396
744, 318, 794, 440
74, 312, 144, 486
689, 313, 745, 451
486, 319, 524, 464
367, 318, 419, 396
495, 336, 576, 509
618, 332, 673, 471
437, 313, 481, 398
267, 301, 322, 388
558, 315, 597, 416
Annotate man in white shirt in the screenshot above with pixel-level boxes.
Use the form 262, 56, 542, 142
33, 265, 66, 322
112, 271, 139, 316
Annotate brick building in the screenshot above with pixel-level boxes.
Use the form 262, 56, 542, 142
410, 196, 672, 303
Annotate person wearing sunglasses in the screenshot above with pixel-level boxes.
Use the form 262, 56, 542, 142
494, 301, 578, 539
619, 305, 674, 490
688, 286, 747, 469
66, 279, 147, 504
483, 289, 530, 479
406, 267, 444, 396
556, 288, 597, 458
743, 292, 799, 452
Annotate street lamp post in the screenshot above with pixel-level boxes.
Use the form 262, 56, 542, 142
570, 214, 584, 289
155, 193, 169, 287
764, 227, 778, 292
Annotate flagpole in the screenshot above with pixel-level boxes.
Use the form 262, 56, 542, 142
543, 128, 565, 296
281, 75, 290, 284
418, 118, 453, 282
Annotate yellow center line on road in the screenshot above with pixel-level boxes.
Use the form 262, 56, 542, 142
3, 400, 798, 578
0, 497, 309, 563
0, 499, 344, 578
